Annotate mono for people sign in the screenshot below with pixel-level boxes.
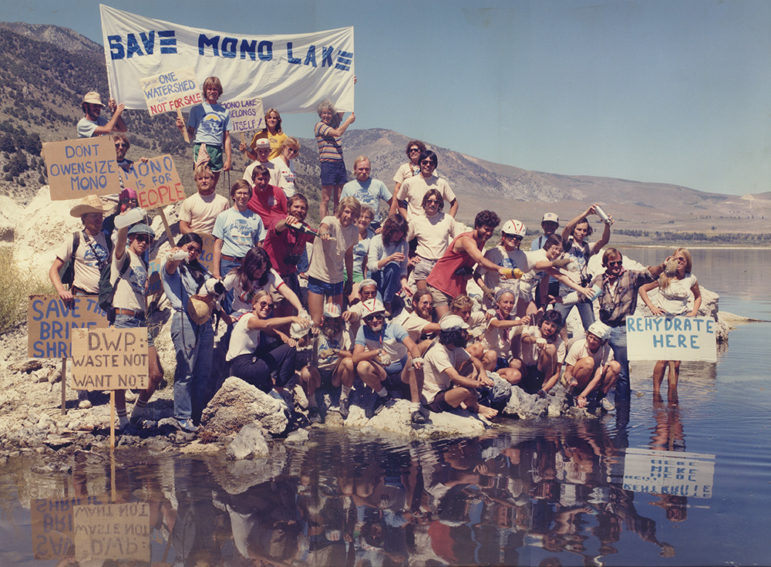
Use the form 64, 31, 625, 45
626, 316, 717, 362
43, 137, 123, 200
119, 154, 185, 209
70, 328, 148, 391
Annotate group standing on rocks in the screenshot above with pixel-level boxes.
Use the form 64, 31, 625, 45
51, 81, 702, 436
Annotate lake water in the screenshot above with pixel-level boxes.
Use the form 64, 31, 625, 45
1, 248, 769, 566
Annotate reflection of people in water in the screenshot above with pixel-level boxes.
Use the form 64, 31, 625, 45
649, 395, 688, 522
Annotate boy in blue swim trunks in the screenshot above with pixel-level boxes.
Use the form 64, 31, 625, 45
177, 76, 232, 184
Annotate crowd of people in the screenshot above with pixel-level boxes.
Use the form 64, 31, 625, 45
54, 82, 701, 434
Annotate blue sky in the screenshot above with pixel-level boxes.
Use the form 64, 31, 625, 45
4, 0, 769, 196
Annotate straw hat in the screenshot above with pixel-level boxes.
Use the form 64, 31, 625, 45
69, 195, 107, 217
82, 91, 104, 106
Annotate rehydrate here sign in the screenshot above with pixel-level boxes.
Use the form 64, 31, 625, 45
626, 316, 717, 362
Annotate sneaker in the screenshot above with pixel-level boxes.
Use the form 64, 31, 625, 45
372, 394, 388, 417
308, 407, 324, 425
338, 396, 350, 420
411, 406, 430, 427
174, 418, 199, 434
363, 391, 380, 419
129, 404, 149, 426
601, 397, 615, 412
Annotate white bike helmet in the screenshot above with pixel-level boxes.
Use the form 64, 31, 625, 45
501, 219, 526, 238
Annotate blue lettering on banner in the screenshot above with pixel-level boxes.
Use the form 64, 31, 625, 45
240, 39, 256, 60
221, 37, 237, 58
335, 50, 353, 71
199, 34, 219, 56
286, 42, 301, 64
108, 30, 176, 60
258, 41, 273, 61
304, 45, 317, 67
321, 46, 334, 67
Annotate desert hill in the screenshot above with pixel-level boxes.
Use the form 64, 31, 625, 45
0, 22, 767, 242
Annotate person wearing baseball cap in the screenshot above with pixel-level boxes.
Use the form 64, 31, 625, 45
421, 314, 498, 420
531, 212, 561, 301
77, 91, 126, 138
242, 137, 277, 185
352, 298, 424, 419
563, 321, 620, 412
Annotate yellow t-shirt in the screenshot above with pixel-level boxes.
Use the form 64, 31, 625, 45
249, 130, 288, 160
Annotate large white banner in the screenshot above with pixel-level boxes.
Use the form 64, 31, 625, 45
626, 316, 717, 362
100, 4, 355, 114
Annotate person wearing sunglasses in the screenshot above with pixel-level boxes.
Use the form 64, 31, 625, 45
392, 140, 426, 196
111, 222, 164, 433
592, 248, 667, 403
352, 298, 424, 419
269, 137, 300, 198
226, 290, 310, 395
390, 150, 458, 221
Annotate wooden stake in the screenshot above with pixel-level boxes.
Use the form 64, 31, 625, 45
61, 357, 67, 415
176, 108, 189, 143
159, 209, 175, 244
110, 390, 116, 450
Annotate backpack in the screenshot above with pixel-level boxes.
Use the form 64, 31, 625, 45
98, 253, 130, 323
58, 232, 80, 287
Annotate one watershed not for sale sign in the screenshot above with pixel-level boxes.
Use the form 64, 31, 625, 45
70, 328, 148, 391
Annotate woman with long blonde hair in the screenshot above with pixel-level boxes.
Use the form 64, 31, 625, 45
639, 247, 701, 402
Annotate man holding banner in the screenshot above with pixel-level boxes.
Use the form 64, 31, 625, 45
593, 248, 666, 402
77, 91, 126, 138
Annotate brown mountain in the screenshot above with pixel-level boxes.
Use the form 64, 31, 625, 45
0, 22, 768, 242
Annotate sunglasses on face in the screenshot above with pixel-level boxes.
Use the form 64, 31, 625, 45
420, 160, 435, 166
115, 143, 128, 148
409, 148, 421, 153
502, 234, 523, 240
607, 260, 623, 267
364, 314, 385, 322
257, 301, 274, 308
134, 235, 152, 243
425, 198, 440, 204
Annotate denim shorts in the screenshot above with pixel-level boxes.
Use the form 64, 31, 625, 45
383, 355, 408, 377
320, 160, 347, 186
113, 313, 153, 347
307, 276, 344, 297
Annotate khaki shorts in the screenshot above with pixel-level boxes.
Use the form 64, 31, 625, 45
426, 284, 453, 308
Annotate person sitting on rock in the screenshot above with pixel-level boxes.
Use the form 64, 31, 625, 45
480, 289, 531, 384
299, 303, 354, 423
421, 315, 498, 420
352, 298, 423, 419
225, 290, 309, 396
563, 321, 620, 412
517, 310, 566, 396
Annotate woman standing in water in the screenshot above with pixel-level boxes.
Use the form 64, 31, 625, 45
638, 247, 701, 402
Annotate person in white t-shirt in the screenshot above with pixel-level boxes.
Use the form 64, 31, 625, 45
242, 138, 276, 185
390, 150, 457, 220
518, 310, 566, 396
422, 315, 498, 420
563, 321, 620, 410
179, 163, 229, 235
269, 137, 300, 198
392, 140, 425, 196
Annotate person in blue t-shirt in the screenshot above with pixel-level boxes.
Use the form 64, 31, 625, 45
352, 298, 423, 418
176, 76, 232, 184
340, 156, 393, 229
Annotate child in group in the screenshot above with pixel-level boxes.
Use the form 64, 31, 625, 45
517, 310, 566, 396
352, 299, 423, 419
448, 295, 490, 358
347, 206, 375, 303
177, 76, 232, 182
481, 289, 530, 384
300, 303, 355, 423
178, 163, 229, 235
563, 321, 620, 412
422, 315, 498, 420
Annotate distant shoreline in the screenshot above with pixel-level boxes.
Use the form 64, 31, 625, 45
615, 243, 771, 251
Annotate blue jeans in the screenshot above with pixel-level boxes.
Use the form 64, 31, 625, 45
220, 257, 242, 314
372, 262, 402, 306
554, 300, 595, 335
608, 326, 630, 401
171, 311, 214, 421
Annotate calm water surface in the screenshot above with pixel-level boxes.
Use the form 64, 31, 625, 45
1, 248, 769, 566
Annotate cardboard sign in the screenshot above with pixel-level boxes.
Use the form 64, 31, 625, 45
627, 316, 717, 362
28, 295, 108, 359
119, 155, 185, 210
616, 448, 715, 499
73, 502, 150, 562
140, 67, 201, 115
222, 97, 264, 133
43, 137, 123, 200
31, 496, 103, 560
198, 232, 217, 273
70, 328, 148, 391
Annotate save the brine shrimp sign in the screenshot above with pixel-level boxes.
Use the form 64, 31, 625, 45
627, 316, 717, 362
70, 328, 148, 391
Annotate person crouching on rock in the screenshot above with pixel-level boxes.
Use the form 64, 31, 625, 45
563, 321, 620, 412
225, 290, 309, 395
352, 298, 423, 419
112, 223, 164, 433
421, 315, 498, 420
